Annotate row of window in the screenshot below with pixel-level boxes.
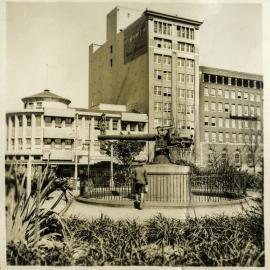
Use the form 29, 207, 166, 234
154, 38, 195, 53
24, 101, 43, 109
153, 21, 195, 40
204, 87, 262, 102
44, 117, 73, 128
204, 132, 262, 144
154, 54, 195, 68
204, 101, 261, 116
153, 87, 195, 99
153, 118, 195, 130
203, 73, 263, 89
178, 89, 194, 99
154, 70, 194, 83
11, 115, 42, 127
154, 102, 172, 112
204, 117, 261, 130
208, 150, 242, 165
178, 104, 194, 114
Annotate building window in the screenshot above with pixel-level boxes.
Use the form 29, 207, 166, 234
204, 87, 209, 96
18, 138, 23, 150
186, 105, 194, 114
35, 138, 41, 145
237, 92, 242, 99
35, 116, 41, 127
163, 39, 172, 49
204, 101, 209, 111
163, 55, 172, 65
238, 120, 242, 129
164, 103, 172, 112
178, 73, 185, 83
244, 93, 248, 100
178, 89, 185, 98
26, 116, 31, 127
55, 117, 62, 128
231, 91, 236, 99
164, 119, 172, 126
218, 132, 223, 143
186, 74, 194, 84
110, 45, 113, 53
112, 120, 118, 130
218, 118, 223, 128
28, 102, 34, 109
231, 104, 236, 115
211, 88, 215, 96
177, 58, 185, 67
244, 120, 249, 129
225, 90, 229, 99
187, 59, 194, 68
205, 132, 209, 142
211, 102, 216, 111
211, 132, 216, 143
218, 103, 223, 112
154, 21, 172, 35
154, 86, 162, 96
154, 70, 162, 80
250, 106, 255, 116
121, 122, 128, 131
245, 134, 250, 144
177, 42, 185, 52
154, 118, 162, 128
138, 123, 144, 132
257, 121, 261, 130
65, 118, 72, 127
231, 119, 236, 128
204, 73, 210, 82
204, 116, 209, 126
154, 54, 162, 64
110, 59, 113, 67
178, 103, 185, 113
238, 105, 242, 116
163, 87, 172, 97
218, 89, 222, 97
154, 102, 162, 112
130, 123, 136, 131
224, 103, 229, 112
186, 43, 194, 53
238, 134, 243, 143
163, 71, 172, 81
26, 138, 31, 149
18, 116, 23, 127
225, 119, 230, 128
44, 138, 51, 145
256, 95, 260, 102
225, 133, 230, 143
36, 102, 42, 109
244, 106, 248, 116
257, 107, 261, 116
211, 117, 216, 127
154, 38, 162, 48
187, 90, 194, 99
44, 116, 51, 127
65, 139, 72, 145
250, 93, 254, 101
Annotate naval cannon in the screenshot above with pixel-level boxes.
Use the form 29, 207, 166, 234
98, 125, 194, 164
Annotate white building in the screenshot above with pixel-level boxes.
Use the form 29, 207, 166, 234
5, 89, 148, 177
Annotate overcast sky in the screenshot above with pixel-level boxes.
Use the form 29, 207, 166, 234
6, 1, 262, 110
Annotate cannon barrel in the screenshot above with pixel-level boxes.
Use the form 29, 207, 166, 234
98, 134, 157, 141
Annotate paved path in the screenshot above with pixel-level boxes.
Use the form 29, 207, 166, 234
63, 197, 253, 222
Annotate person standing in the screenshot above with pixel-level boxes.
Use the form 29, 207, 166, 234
133, 163, 148, 210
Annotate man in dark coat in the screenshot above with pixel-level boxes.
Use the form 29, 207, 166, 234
133, 163, 148, 209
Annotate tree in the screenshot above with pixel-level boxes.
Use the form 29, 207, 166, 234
244, 130, 263, 176
101, 140, 146, 182
207, 145, 238, 174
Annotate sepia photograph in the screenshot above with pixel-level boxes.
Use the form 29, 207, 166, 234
2, 0, 267, 267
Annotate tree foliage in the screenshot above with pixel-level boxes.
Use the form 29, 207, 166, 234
101, 140, 146, 181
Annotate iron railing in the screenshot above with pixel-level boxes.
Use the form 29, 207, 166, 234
81, 171, 247, 203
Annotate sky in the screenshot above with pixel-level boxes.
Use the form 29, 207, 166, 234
6, 1, 263, 110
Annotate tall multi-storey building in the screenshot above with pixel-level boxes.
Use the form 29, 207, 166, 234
5, 89, 148, 177
199, 66, 263, 171
89, 6, 203, 160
